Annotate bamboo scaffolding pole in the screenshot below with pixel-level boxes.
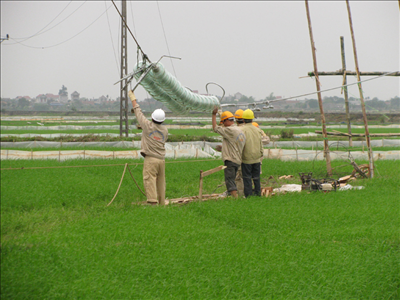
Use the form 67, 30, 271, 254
305, 0, 332, 176
315, 131, 400, 137
308, 71, 400, 76
346, 0, 374, 178
340, 36, 353, 147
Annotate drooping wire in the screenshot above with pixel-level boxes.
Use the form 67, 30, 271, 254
256, 71, 399, 105
129, 1, 138, 39
7, 4, 113, 49
342, 77, 390, 119
105, 0, 120, 76
110, 0, 150, 64
7, 1, 85, 44
156, 1, 177, 79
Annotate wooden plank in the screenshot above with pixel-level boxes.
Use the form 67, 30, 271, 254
202, 165, 227, 177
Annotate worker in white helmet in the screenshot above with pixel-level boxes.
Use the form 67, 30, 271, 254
129, 90, 168, 205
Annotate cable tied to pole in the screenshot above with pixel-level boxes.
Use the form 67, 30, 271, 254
111, 0, 151, 64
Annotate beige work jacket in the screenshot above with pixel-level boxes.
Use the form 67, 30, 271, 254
133, 105, 168, 160
214, 125, 246, 166
241, 123, 263, 164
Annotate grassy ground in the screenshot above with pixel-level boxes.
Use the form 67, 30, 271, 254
1, 158, 399, 299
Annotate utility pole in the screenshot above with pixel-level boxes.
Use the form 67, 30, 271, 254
119, 0, 129, 137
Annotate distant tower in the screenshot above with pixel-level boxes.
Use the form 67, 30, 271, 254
59, 85, 68, 102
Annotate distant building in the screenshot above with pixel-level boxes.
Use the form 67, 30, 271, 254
71, 91, 80, 101
98, 95, 107, 102
16, 96, 32, 101
35, 93, 59, 103
234, 92, 243, 99
59, 85, 68, 102
36, 94, 48, 103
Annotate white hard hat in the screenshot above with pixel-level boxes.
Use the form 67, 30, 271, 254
151, 108, 166, 122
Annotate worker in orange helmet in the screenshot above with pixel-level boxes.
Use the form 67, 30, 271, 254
234, 109, 245, 127
212, 107, 246, 198
252, 122, 270, 146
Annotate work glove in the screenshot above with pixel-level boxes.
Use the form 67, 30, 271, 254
128, 90, 137, 102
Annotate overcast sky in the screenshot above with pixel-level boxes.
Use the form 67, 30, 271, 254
1, 1, 399, 103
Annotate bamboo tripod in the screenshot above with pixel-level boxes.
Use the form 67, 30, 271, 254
303, 0, 399, 178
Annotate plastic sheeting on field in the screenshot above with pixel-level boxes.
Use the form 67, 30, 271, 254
1, 146, 399, 161
1, 148, 217, 161
263, 148, 400, 161
267, 139, 400, 148
0, 124, 213, 130
2, 123, 399, 130
0, 133, 138, 138
1, 139, 399, 150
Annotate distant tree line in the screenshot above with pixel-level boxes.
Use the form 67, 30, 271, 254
1, 94, 399, 113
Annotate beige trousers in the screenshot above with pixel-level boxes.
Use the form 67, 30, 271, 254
143, 156, 166, 205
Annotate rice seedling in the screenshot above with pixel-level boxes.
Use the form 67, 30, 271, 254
1, 157, 398, 299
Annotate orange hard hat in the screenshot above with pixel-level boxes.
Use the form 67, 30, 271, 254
220, 111, 234, 121
234, 109, 244, 119
252, 122, 259, 128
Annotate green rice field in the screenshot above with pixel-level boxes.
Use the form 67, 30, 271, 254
1, 158, 399, 299
1, 127, 399, 136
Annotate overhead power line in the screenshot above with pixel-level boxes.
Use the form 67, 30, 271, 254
5, 4, 113, 49
7, 1, 84, 44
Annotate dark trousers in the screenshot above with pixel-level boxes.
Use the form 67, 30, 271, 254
241, 162, 261, 197
224, 160, 240, 192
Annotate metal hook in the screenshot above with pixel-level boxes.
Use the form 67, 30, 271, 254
205, 82, 225, 103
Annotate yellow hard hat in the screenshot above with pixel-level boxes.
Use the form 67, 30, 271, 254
234, 109, 244, 119
243, 109, 255, 120
252, 122, 259, 128
220, 111, 234, 121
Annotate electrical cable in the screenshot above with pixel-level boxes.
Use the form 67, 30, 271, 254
7, 1, 85, 44
110, 0, 150, 63
156, 1, 178, 79
129, 1, 138, 39
342, 82, 390, 119
7, 4, 113, 49
239, 71, 400, 108
105, 0, 120, 76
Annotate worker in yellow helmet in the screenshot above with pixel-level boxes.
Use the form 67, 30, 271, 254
240, 109, 263, 197
252, 122, 270, 175
212, 107, 246, 198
